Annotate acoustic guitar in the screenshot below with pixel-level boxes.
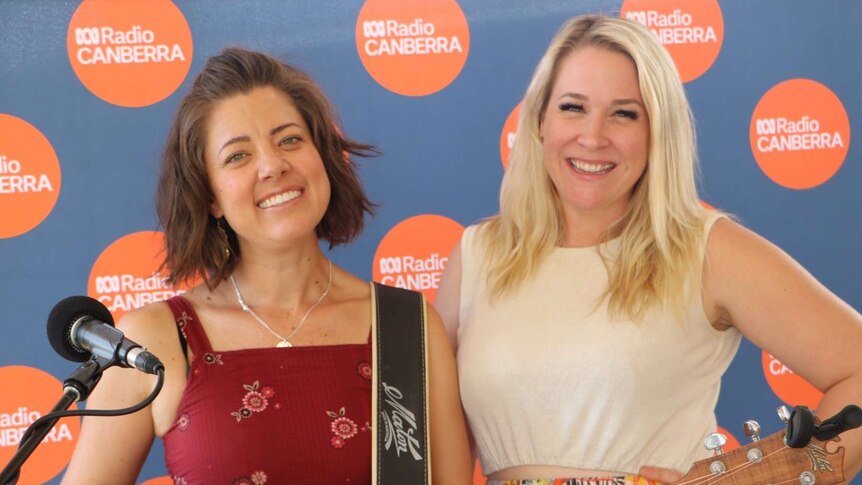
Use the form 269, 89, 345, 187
675, 405, 861, 485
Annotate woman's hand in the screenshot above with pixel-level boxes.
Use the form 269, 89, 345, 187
638, 465, 683, 484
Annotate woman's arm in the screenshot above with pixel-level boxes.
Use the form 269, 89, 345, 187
703, 218, 862, 482
426, 303, 472, 484
435, 240, 463, 351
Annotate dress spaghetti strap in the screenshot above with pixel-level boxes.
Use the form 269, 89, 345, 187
164, 295, 214, 357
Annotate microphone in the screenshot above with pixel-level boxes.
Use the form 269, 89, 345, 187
47, 296, 164, 374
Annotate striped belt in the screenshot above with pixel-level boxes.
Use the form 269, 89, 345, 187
488, 477, 657, 485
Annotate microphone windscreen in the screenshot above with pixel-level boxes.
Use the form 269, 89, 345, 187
47, 295, 115, 362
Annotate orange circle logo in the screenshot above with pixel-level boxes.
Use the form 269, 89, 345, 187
88, 231, 199, 322
67, 0, 193, 108
140, 477, 174, 485
749, 79, 850, 190
355, 0, 470, 96
472, 458, 485, 485
372, 214, 464, 303
0, 366, 81, 485
716, 425, 741, 452
499, 102, 521, 169
762, 351, 823, 409
0, 114, 61, 239
620, 0, 724, 83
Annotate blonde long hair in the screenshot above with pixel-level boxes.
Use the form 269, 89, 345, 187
478, 15, 713, 321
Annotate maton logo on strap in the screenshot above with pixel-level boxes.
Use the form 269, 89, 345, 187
373, 214, 464, 302
355, 0, 470, 96
88, 231, 199, 321
0, 114, 61, 239
620, 0, 724, 83
67, 0, 193, 107
0, 366, 81, 485
762, 351, 823, 409
749, 78, 850, 190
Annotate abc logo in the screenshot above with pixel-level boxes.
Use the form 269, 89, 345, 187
66, 0, 193, 107
88, 231, 199, 321
620, 0, 724, 82
762, 351, 823, 408
749, 79, 850, 189
355, 0, 470, 96
373, 214, 464, 302
0, 115, 61, 239
0, 366, 81, 484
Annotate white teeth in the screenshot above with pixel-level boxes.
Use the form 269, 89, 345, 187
258, 190, 301, 208
568, 159, 615, 174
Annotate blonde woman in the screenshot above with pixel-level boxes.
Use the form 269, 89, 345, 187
436, 15, 862, 485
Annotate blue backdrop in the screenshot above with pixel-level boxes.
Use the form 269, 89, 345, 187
0, 1, 859, 483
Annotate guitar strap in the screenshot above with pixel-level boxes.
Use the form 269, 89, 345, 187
370, 283, 432, 485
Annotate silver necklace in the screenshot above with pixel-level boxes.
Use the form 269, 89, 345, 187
229, 259, 332, 348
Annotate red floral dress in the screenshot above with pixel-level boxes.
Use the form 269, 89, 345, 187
163, 296, 372, 484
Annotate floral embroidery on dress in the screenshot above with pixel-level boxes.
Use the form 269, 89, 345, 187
172, 476, 187, 485
176, 412, 190, 432
176, 311, 192, 329
175, 311, 192, 339
326, 406, 367, 448
231, 471, 267, 485
232, 381, 276, 422
202, 352, 224, 365
356, 360, 372, 380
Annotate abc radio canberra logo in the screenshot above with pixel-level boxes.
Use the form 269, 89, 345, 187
0, 366, 81, 484
750, 79, 849, 190
89, 231, 198, 321
621, 0, 724, 82
762, 351, 823, 408
377, 254, 447, 285
356, 0, 470, 96
0, 114, 61, 239
67, 0, 193, 107
373, 214, 464, 302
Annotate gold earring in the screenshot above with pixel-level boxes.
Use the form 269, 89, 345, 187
217, 218, 231, 260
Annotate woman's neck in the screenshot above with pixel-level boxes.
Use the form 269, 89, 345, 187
559, 210, 625, 248
228, 241, 331, 309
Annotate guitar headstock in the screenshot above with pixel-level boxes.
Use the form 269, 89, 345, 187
678, 426, 845, 485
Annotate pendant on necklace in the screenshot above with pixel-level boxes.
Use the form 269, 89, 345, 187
277, 339, 292, 348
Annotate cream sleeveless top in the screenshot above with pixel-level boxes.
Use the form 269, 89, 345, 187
456, 214, 741, 475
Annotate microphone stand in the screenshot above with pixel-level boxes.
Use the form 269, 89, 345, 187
0, 358, 105, 485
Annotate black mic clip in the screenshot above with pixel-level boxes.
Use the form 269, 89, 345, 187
62, 358, 107, 403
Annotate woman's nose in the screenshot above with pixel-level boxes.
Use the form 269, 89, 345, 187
577, 116, 610, 149
258, 146, 291, 180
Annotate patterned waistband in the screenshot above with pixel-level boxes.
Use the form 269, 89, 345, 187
487, 477, 656, 485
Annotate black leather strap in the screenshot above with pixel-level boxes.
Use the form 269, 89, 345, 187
371, 283, 431, 484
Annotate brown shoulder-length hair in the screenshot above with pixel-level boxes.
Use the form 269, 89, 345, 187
156, 46, 377, 289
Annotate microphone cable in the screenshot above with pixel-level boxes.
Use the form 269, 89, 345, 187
15, 365, 165, 454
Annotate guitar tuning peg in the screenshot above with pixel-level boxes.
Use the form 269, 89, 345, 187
743, 420, 761, 441
777, 405, 792, 423
703, 432, 728, 455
